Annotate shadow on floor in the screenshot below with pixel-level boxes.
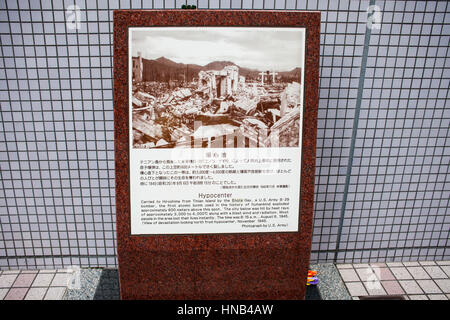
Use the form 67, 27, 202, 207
93, 269, 321, 300
305, 285, 321, 300
93, 269, 121, 300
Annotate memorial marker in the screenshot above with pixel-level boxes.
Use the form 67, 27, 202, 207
114, 10, 320, 299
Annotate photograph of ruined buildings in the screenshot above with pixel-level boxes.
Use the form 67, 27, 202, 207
130, 28, 304, 149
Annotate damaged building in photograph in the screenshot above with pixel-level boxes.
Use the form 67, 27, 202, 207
198, 65, 240, 100
131, 64, 302, 149
132, 52, 143, 83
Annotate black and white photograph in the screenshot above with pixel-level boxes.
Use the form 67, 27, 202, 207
129, 27, 305, 149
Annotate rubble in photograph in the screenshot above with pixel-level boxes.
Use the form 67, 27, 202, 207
131, 64, 302, 148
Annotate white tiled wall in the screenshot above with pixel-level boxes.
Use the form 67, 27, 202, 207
0, 0, 449, 269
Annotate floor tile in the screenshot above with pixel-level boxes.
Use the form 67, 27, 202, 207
336, 264, 353, 269
399, 280, 424, 294
434, 279, 450, 294
338, 268, 360, 282
12, 273, 37, 288
419, 261, 436, 266
406, 266, 431, 280
440, 265, 450, 277
416, 280, 442, 294
0, 288, 8, 300
381, 280, 405, 295
436, 261, 450, 266
423, 266, 447, 279
390, 267, 413, 280
32, 273, 55, 287
356, 267, 376, 282
39, 269, 57, 274
0, 274, 19, 288
386, 262, 403, 267
427, 294, 447, 300
353, 263, 370, 268
21, 270, 39, 274
363, 281, 387, 296
345, 282, 368, 297
50, 273, 70, 287
44, 287, 66, 300
370, 262, 387, 268
402, 262, 421, 267
4, 287, 28, 300
377, 267, 396, 281
408, 294, 428, 300
24, 287, 48, 300
1, 270, 20, 275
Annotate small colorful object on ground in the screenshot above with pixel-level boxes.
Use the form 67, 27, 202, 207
307, 270, 318, 286
308, 270, 317, 277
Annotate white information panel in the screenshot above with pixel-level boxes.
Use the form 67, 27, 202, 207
129, 27, 305, 235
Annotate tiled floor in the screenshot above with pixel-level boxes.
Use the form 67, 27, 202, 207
2, 261, 450, 300
337, 260, 450, 300
0, 269, 70, 300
